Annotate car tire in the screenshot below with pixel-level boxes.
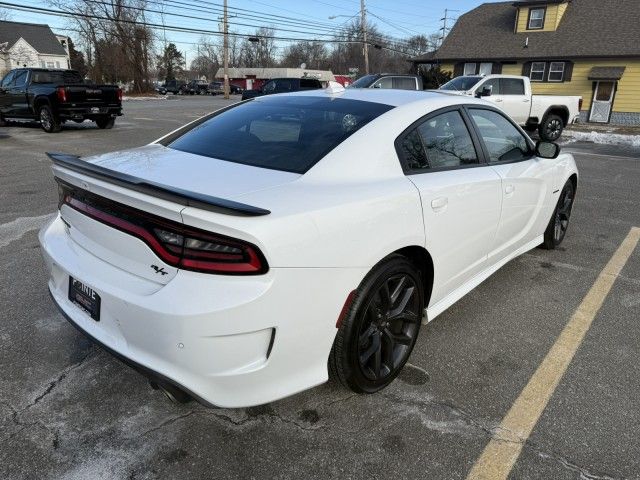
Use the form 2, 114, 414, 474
329, 254, 424, 393
541, 179, 575, 249
539, 114, 564, 141
95, 117, 115, 129
38, 105, 62, 133
0, 113, 7, 127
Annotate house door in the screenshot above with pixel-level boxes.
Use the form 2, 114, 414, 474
589, 81, 615, 123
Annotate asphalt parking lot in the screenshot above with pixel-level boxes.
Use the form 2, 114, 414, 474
1, 95, 639, 480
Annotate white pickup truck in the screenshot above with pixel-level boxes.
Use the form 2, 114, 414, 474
439, 74, 582, 141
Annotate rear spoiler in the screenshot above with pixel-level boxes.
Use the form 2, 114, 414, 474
46, 152, 270, 217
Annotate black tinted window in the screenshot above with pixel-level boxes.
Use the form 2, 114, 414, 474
501, 78, 525, 95
404, 110, 478, 170
393, 77, 417, 90
350, 75, 377, 88
300, 78, 320, 88
31, 70, 83, 84
469, 109, 532, 163
167, 96, 394, 173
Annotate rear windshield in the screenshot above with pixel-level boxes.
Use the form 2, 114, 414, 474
31, 70, 84, 84
440, 76, 482, 91
166, 96, 394, 173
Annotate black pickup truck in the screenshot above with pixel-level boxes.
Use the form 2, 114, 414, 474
0, 68, 122, 133
241, 77, 323, 100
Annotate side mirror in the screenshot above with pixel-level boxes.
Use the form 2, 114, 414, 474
475, 86, 492, 98
372, 83, 382, 89
535, 140, 560, 159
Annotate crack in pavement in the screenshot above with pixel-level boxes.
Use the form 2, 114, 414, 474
382, 391, 625, 480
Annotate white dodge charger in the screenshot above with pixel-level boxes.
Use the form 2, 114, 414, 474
40, 87, 578, 407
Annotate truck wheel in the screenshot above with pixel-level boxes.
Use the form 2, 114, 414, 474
95, 117, 115, 129
0, 113, 7, 127
39, 105, 62, 133
539, 114, 564, 141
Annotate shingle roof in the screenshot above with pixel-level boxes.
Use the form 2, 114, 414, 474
0, 20, 67, 56
415, 0, 640, 62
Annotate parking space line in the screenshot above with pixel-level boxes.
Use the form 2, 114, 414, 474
466, 227, 640, 480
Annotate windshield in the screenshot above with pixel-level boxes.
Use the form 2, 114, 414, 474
167, 96, 394, 173
440, 76, 482, 91
348, 75, 378, 88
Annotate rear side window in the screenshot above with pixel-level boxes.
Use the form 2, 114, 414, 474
31, 70, 83, 84
501, 78, 525, 95
393, 77, 417, 90
373, 77, 393, 89
469, 109, 532, 163
401, 110, 478, 171
167, 96, 394, 173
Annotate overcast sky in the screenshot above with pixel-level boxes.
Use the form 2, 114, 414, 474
4, 0, 488, 61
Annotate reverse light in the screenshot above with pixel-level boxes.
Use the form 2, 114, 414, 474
117, 88, 123, 102
56, 86, 67, 103
59, 182, 268, 275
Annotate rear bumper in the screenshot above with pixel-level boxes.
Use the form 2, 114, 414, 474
40, 214, 365, 407
58, 106, 123, 120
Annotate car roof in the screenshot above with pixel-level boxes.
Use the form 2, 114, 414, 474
272, 87, 488, 108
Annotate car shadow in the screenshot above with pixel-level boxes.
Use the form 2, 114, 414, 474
1, 120, 103, 132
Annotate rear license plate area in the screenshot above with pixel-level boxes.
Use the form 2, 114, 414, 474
68, 276, 101, 321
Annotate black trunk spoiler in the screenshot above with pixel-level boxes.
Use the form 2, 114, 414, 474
46, 152, 270, 217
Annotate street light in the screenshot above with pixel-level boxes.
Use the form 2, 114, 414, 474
328, 2, 369, 74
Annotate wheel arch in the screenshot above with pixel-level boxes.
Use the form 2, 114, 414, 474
544, 106, 570, 125
392, 245, 434, 307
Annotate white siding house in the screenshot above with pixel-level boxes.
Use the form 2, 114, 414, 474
0, 21, 70, 77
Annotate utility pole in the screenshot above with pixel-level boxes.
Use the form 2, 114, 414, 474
223, 0, 229, 99
360, 0, 369, 74
439, 9, 459, 47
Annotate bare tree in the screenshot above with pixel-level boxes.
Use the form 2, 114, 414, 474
0, 8, 11, 20
239, 27, 277, 68
280, 41, 328, 69
50, 0, 154, 92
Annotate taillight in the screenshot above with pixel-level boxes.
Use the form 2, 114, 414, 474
56, 86, 67, 103
117, 88, 123, 102
58, 182, 268, 275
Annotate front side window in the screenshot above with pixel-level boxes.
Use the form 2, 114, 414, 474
12, 70, 27, 87
262, 80, 275, 93
469, 109, 532, 163
372, 77, 393, 89
528, 8, 545, 29
463, 63, 477, 75
501, 78, 525, 95
478, 78, 500, 95
548, 62, 565, 82
530, 62, 546, 82
403, 110, 478, 171
166, 96, 394, 173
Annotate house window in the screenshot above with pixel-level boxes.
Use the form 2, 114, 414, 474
528, 8, 545, 29
479, 63, 493, 76
55, 61, 60, 68
530, 62, 546, 81
46, 62, 55, 68
40, 61, 46, 68
464, 63, 477, 75
548, 62, 565, 82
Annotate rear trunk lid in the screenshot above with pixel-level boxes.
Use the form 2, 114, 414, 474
52, 145, 299, 282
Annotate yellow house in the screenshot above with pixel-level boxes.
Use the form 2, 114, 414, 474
412, 0, 640, 125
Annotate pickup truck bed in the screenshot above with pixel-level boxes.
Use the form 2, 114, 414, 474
439, 74, 582, 141
0, 68, 122, 133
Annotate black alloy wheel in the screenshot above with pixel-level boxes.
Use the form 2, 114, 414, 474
330, 255, 424, 393
540, 114, 564, 141
542, 179, 575, 249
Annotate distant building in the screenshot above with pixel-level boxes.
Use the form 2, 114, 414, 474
411, 0, 640, 125
0, 21, 71, 77
214, 67, 335, 90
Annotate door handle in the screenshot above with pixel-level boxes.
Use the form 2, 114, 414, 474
494, 99, 503, 102
431, 196, 448, 212
523, 99, 531, 103
505, 184, 515, 196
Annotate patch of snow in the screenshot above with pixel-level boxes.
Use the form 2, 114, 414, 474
0, 213, 55, 248
564, 130, 640, 148
122, 95, 168, 101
